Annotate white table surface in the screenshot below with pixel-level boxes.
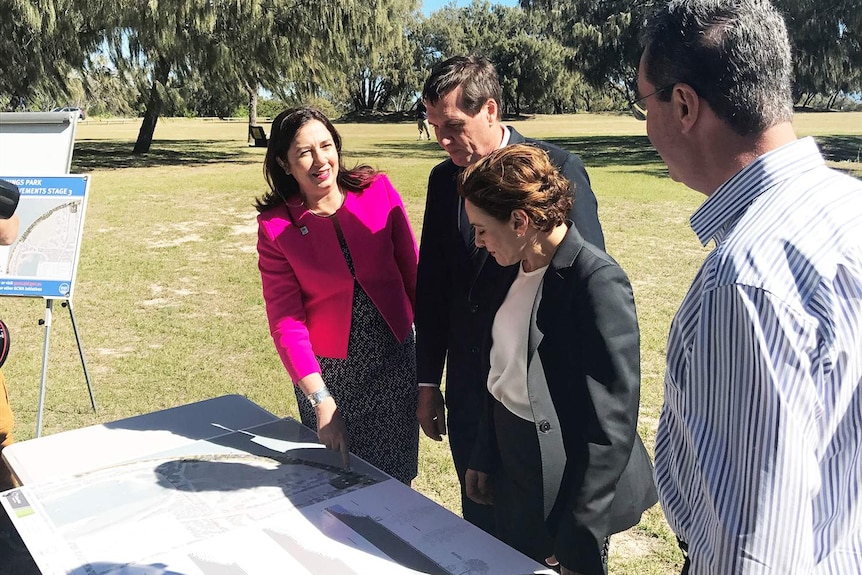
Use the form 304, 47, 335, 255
0, 394, 555, 575
2, 394, 280, 485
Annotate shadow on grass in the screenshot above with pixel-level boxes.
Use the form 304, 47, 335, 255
361, 135, 663, 166
543, 134, 862, 171
544, 135, 662, 168
816, 135, 862, 164
70, 133, 862, 176
71, 139, 261, 172
357, 141, 449, 161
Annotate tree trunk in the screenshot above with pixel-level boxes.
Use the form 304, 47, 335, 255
133, 97, 160, 155
133, 58, 170, 155
246, 83, 258, 126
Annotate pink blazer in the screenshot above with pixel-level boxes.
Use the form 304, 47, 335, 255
257, 174, 418, 383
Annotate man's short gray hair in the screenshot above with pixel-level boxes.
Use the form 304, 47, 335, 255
641, 0, 794, 136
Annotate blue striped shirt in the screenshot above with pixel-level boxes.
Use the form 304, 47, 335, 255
654, 137, 862, 574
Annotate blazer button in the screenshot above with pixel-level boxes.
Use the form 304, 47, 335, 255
470, 304, 479, 313
471, 346, 479, 354
538, 420, 551, 433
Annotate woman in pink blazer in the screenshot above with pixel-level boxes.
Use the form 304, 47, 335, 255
256, 107, 419, 483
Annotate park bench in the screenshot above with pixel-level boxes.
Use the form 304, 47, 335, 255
248, 125, 268, 147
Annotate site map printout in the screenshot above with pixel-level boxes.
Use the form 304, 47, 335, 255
1, 418, 553, 575
0, 175, 89, 299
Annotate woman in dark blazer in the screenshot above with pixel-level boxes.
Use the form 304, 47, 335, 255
458, 145, 657, 575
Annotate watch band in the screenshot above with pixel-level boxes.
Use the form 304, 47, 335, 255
306, 387, 331, 407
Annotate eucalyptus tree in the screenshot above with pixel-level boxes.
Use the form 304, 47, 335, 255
420, 0, 556, 114
775, 0, 862, 104
77, 54, 144, 117
492, 32, 574, 115
99, 0, 219, 153
521, 0, 861, 108
0, 0, 104, 108
318, 0, 419, 112
421, 0, 522, 61
104, 0, 366, 153
518, 0, 646, 102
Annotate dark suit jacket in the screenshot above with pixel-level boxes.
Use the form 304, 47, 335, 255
471, 224, 657, 575
414, 128, 605, 473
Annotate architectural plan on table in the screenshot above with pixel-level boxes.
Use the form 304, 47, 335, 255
1, 417, 552, 575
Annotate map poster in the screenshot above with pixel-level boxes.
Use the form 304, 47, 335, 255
0, 418, 554, 575
0, 175, 89, 299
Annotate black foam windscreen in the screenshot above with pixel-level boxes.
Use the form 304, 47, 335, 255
0, 319, 9, 368
0, 179, 20, 220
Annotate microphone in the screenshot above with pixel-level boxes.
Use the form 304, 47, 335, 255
0, 319, 9, 368
0, 179, 20, 220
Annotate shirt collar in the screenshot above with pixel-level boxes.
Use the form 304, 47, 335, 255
689, 137, 825, 246
499, 126, 511, 149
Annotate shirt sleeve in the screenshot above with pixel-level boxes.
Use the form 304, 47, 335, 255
257, 218, 321, 383
682, 284, 821, 573
381, 175, 419, 311
414, 167, 451, 386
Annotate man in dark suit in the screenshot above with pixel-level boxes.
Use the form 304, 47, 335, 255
414, 54, 605, 533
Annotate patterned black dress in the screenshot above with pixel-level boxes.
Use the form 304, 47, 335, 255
293, 216, 418, 484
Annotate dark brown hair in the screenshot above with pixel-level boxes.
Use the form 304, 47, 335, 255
421, 55, 503, 120
256, 106, 377, 212
457, 144, 573, 232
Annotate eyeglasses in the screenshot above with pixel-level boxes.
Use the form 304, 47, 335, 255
628, 85, 674, 121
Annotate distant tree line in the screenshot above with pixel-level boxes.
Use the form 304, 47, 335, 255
2, 0, 859, 153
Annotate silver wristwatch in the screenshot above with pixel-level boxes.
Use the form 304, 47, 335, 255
306, 387, 332, 407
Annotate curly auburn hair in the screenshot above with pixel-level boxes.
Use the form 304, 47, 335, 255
457, 144, 574, 232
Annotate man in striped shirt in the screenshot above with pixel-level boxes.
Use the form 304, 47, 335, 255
634, 1, 862, 573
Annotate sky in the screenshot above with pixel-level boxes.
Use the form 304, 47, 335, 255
421, 0, 520, 16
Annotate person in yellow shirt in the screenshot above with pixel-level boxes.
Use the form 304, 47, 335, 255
0, 211, 20, 490
0, 367, 14, 491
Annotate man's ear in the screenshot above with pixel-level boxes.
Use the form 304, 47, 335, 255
484, 98, 498, 125
672, 83, 701, 134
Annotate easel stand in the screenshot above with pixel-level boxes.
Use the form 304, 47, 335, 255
36, 298, 96, 437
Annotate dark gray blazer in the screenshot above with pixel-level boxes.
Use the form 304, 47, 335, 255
414, 127, 605, 473
471, 223, 657, 575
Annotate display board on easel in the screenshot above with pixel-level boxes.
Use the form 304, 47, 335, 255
0, 111, 96, 437
0, 112, 78, 174
0, 175, 89, 298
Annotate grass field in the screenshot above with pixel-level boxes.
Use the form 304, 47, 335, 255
2, 111, 860, 573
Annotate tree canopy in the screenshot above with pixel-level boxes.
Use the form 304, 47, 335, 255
2, 0, 858, 153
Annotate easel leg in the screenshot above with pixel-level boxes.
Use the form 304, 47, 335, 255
36, 300, 53, 438
35, 299, 96, 437
63, 301, 96, 413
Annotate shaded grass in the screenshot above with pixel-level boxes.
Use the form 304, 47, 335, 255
2, 112, 859, 574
